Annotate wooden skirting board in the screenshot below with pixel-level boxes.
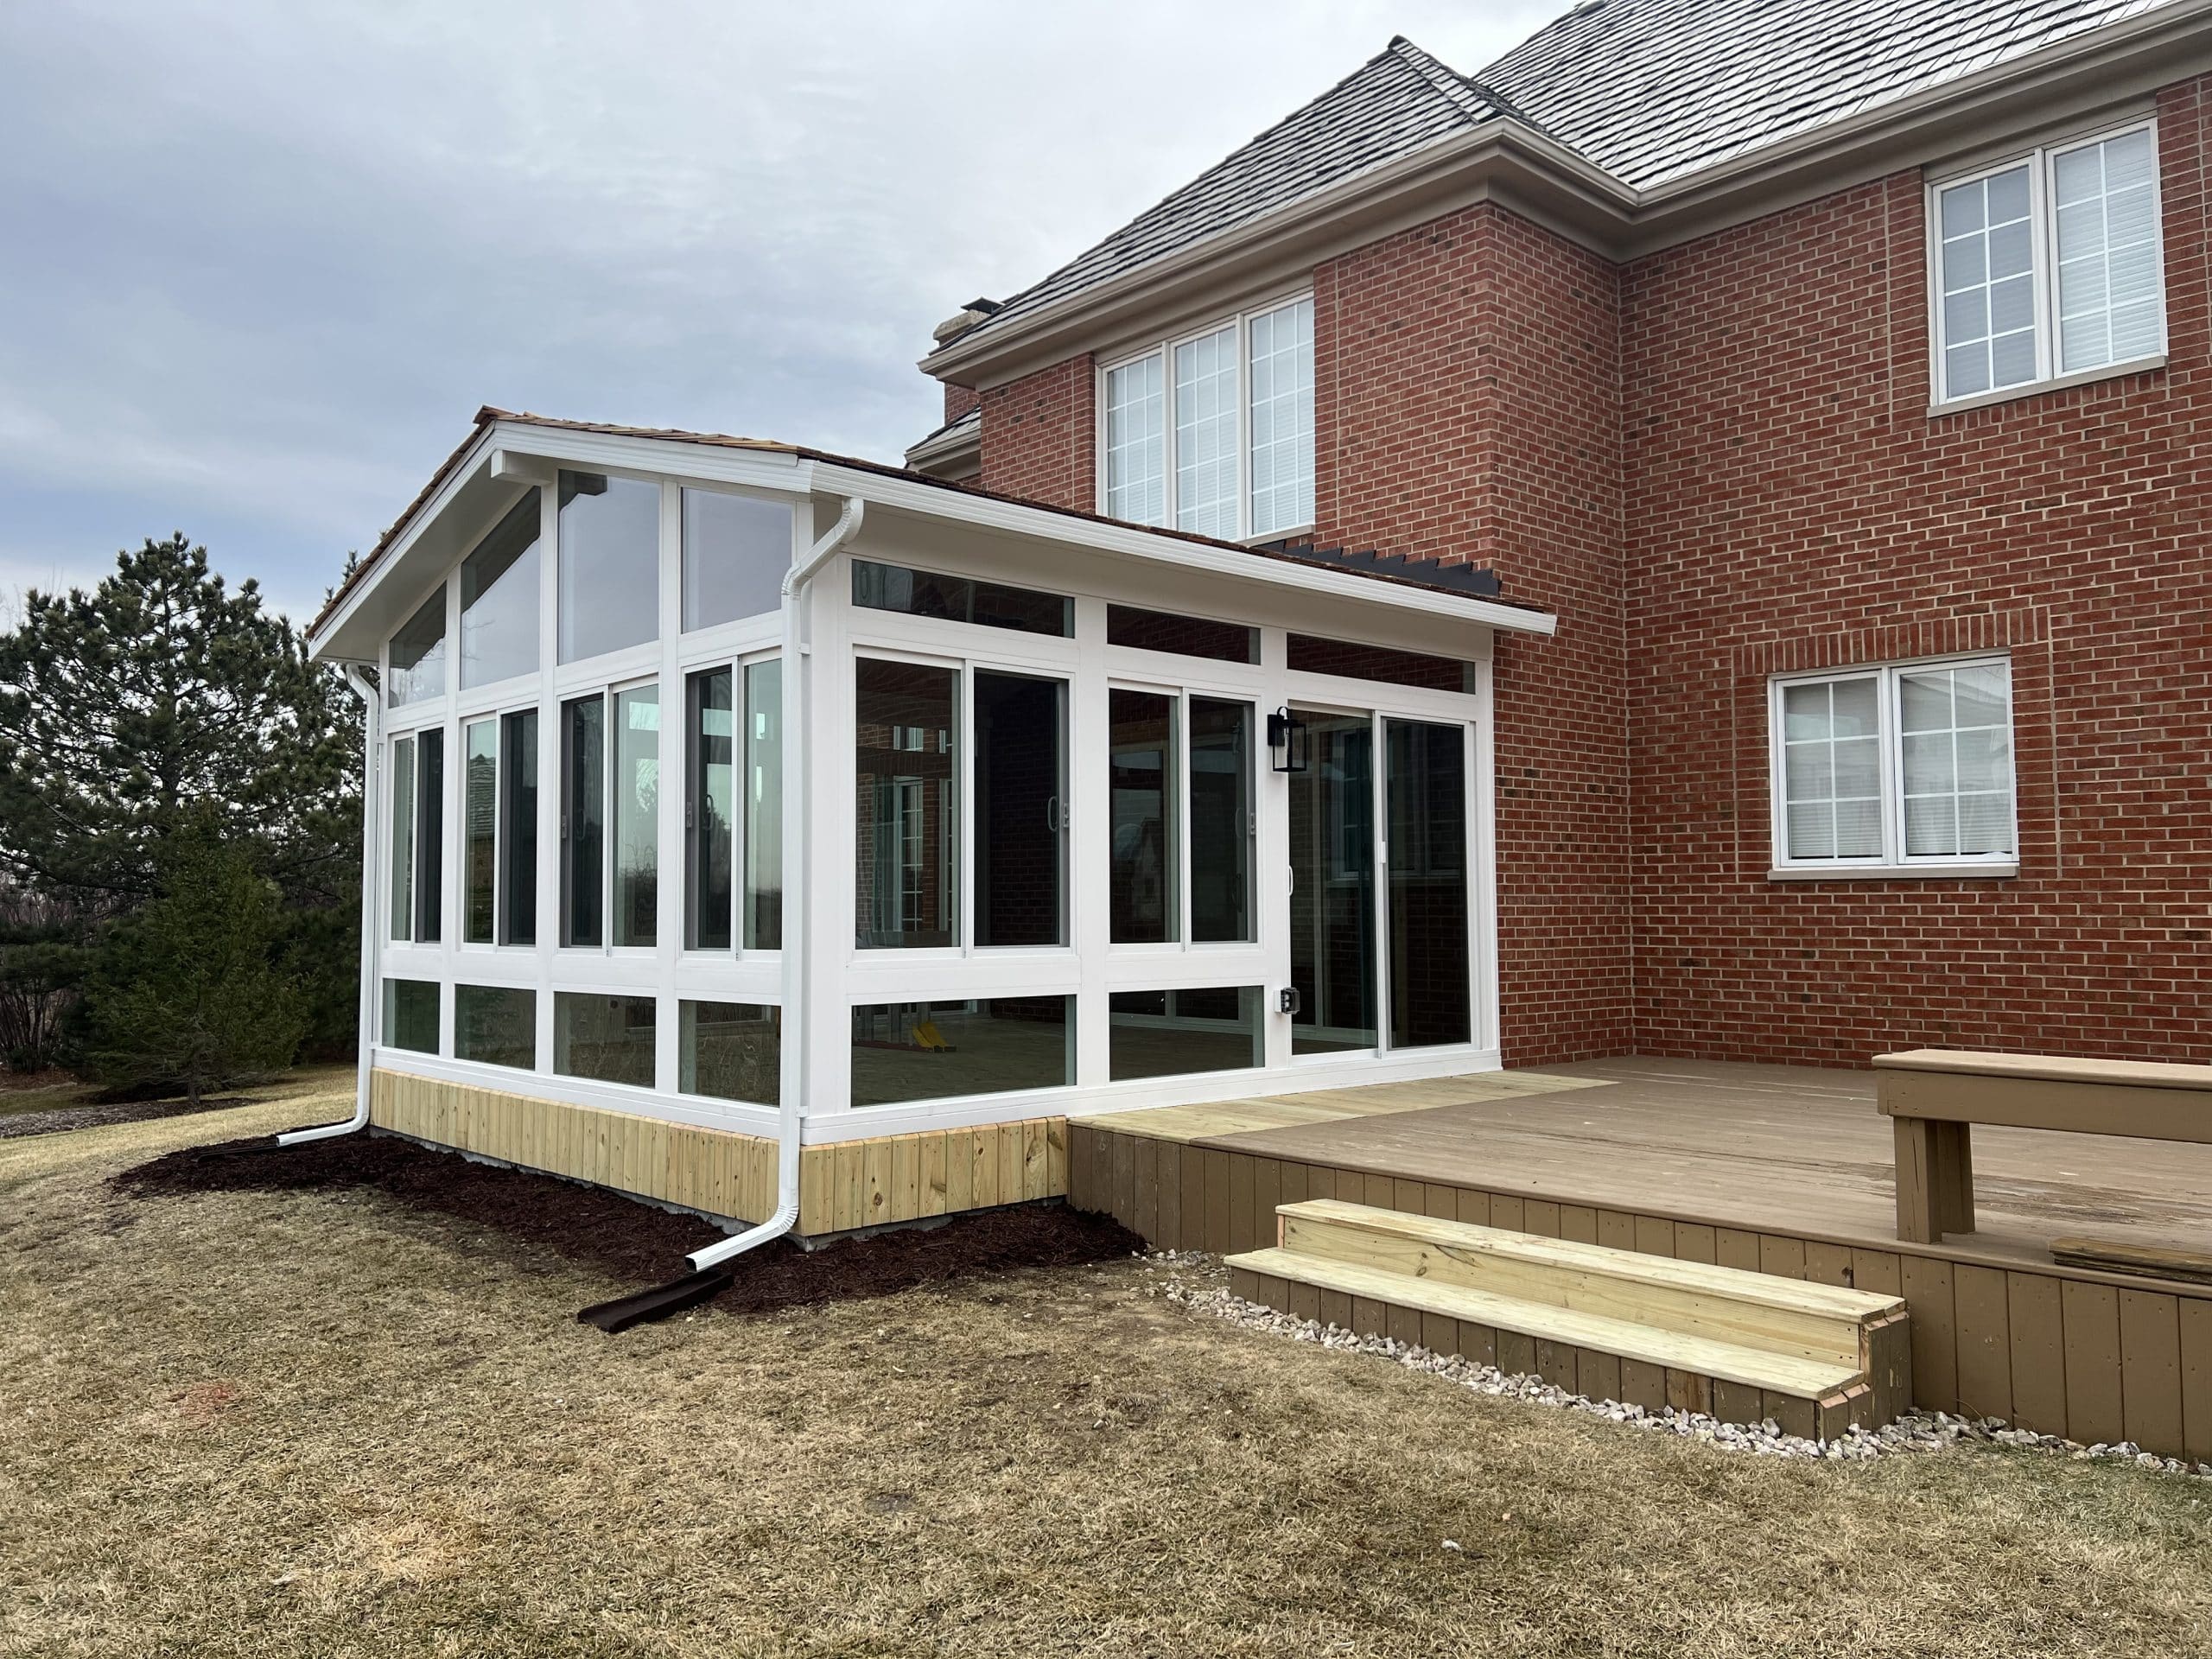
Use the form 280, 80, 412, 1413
1069, 1121, 2212, 1465
369, 1069, 1065, 1235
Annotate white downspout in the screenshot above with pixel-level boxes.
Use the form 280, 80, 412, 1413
686, 494, 864, 1271
280, 663, 382, 1147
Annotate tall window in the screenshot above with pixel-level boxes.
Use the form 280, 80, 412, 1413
459, 492, 540, 688
557, 470, 660, 664
463, 718, 497, 944
1189, 698, 1255, 943
388, 730, 442, 942
1101, 294, 1313, 538
686, 666, 736, 951
855, 658, 958, 949
743, 659, 782, 950
1109, 690, 1178, 944
1770, 658, 2016, 871
1106, 691, 1254, 944
611, 684, 658, 947
682, 488, 791, 632
1931, 122, 2164, 405
387, 588, 446, 707
499, 709, 537, 945
561, 694, 604, 946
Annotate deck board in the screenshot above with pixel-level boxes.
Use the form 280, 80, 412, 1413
1085, 1057, 2212, 1264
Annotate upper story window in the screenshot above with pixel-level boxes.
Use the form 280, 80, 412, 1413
1769, 658, 2016, 875
1101, 295, 1313, 539
459, 492, 541, 690
1931, 122, 2164, 408
387, 588, 446, 708
557, 470, 660, 664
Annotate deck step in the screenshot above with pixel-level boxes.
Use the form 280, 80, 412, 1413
1226, 1202, 1910, 1440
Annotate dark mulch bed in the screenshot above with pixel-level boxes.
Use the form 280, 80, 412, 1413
112, 1129, 1144, 1317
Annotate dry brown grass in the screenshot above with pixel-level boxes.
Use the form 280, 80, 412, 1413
4, 1099, 2211, 1658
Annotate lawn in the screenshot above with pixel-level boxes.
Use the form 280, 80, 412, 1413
3, 1096, 2210, 1658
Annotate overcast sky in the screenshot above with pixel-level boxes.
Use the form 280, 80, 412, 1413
0, 0, 1567, 620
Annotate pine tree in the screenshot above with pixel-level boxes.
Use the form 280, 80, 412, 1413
85, 814, 308, 1103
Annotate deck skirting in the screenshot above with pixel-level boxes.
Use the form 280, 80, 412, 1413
369, 1069, 1066, 1234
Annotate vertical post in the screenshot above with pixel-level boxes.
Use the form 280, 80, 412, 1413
1893, 1114, 1976, 1243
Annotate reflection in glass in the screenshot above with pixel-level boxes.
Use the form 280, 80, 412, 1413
1385, 718, 1470, 1049
382, 977, 439, 1054
412, 729, 443, 944
463, 718, 497, 944
459, 492, 541, 688
683, 490, 791, 632
851, 560, 1071, 637
389, 734, 416, 940
1106, 605, 1258, 664
681, 1001, 780, 1104
1287, 634, 1476, 693
555, 991, 656, 1087
1109, 987, 1262, 1080
1190, 697, 1254, 942
849, 997, 1072, 1106
613, 684, 659, 947
744, 659, 783, 950
499, 709, 537, 944
1290, 712, 1376, 1054
562, 695, 604, 947
687, 668, 734, 950
454, 984, 535, 1070
855, 658, 958, 948
1109, 689, 1178, 943
975, 670, 1066, 948
557, 470, 660, 664
388, 589, 447, 706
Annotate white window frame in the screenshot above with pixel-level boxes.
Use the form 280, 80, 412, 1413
1928, 118, 2166, 412
1096, 291, 1314, 542
1766, 655, 2018, 880
1102, 673, 1262, 954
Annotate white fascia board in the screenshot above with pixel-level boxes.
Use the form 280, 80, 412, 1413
810, 459, 1558, 638
308, 425, 498, 663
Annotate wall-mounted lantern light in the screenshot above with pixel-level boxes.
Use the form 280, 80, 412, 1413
1268, 706, 1309, 773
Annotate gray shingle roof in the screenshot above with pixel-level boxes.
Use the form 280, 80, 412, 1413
1483, 0, 2176, 189
933, 0, 2180, 361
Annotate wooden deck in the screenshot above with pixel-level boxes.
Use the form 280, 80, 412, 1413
1067, 1057, 2212, 1459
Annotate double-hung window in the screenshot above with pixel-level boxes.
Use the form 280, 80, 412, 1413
1931, 121, 2164, 406
1101, 295, 1313, 539
1770, 658, 2017, 874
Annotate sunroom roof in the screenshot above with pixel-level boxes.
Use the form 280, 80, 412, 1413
308, 406, 1553, 651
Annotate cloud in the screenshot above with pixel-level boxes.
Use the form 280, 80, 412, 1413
0, 0, 1566, 619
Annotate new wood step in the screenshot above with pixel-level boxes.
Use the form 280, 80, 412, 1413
1225, 1203, 1910, 1440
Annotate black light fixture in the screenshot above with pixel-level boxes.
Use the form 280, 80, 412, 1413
1268, 706, 1309, 773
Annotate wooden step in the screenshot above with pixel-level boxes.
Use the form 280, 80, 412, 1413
1224, 1203, 1911, 1440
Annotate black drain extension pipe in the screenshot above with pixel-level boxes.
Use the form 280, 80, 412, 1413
577, 1267, 735, 1334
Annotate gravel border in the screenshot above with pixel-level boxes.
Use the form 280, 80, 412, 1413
1145, 1251, 2212, 1480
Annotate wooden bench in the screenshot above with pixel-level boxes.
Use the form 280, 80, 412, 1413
1874, 1049, 2212, 1243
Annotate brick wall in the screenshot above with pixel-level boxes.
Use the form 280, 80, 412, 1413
944, 383, 981, 425
978, 355, 1095, 509
1622, 76, 2212, 1064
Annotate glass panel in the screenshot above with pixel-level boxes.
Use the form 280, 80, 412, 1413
1937, 165, 2039, 399
1109, 689, 1178, 944
1103, 353, 1166, 525
975, 670, 1067, 948
1899, 662, 2013, 859
855, 658, 958, 949
682, 489, 791, 632
413, 729, 443, 943
612, 684, 659, 948
1248, 296, 1314, 535
556, 470, 660, 664
744, 659, 783, 950
381, 977, 439, 1054
1106, 605, 1260, 664
1109, 987, 1262, 1081
561, 694, 604, 947
1173, 324, 1239, 537
388, 734, 416, 941
1290, 711, 1376, 1054
499, 709, 537, 945
2056, 127, 2164, 374
849, 997, 1072, 1106
1287, 633, 1478, 693
458, 492, 540, 689
387, 589, 446, 707
463, 717, 497, 944
1385, 718, 1470, 1049
1780, 677, 1883, 861
850, 560, 1071, 638
1190, 697, 1255, 943
454, 984, 535, 1070
554, 991, 656, 1087
686, 667, 734, 951
680, 1001, 780, 1105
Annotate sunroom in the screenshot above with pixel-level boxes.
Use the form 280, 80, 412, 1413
304, 409, 1555, 1239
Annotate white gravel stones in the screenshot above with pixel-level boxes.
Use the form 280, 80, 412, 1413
1140, 1251, 2212, 1481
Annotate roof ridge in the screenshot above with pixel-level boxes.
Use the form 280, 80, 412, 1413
1383, 34, 1502, 124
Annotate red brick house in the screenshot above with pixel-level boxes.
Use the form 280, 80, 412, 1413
911, 0, 2212, 1071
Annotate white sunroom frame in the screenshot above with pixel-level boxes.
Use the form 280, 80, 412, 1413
315, 415, 1554, 1154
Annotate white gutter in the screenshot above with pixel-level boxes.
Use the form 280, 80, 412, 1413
685, 495, 866, 1272
278, 664, 381, 1147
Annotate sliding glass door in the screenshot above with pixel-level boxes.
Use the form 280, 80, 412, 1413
1289, 709, 1473, 1056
